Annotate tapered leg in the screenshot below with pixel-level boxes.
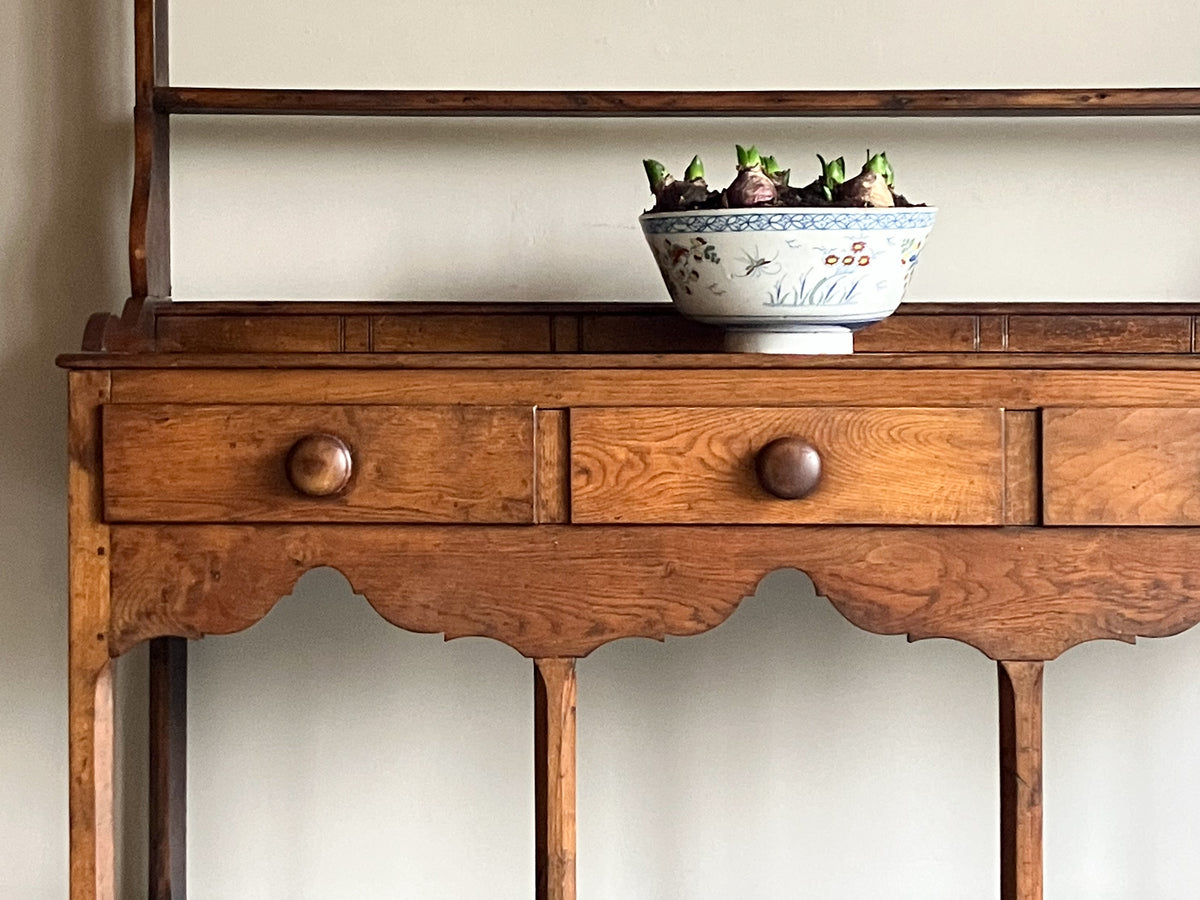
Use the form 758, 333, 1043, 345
534, 658, 577, 900
999, 660, 1044, 900
149, 637, 187, 899
68, 370, 115, 900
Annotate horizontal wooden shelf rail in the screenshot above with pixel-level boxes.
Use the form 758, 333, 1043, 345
152, 87, 1200, 117
77, 299, 1200, 358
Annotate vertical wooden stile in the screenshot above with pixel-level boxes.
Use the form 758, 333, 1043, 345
341, 315, 371, 352
551, 316, 580, 352
978, 315, 1008, 351
534, 658, 577, 900
130, 0, 170, 300
148, 638, 187, 899
998, 660, 1045, 900
535, 410, 570, 524
1003, 410, 1040, 525
68, 371, 115, 900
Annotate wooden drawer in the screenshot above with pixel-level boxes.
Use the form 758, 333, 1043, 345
103, 404, 535, 523
571, 407, 1004, 524
1044, 407, 1200, 525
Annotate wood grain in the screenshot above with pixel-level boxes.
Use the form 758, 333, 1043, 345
77, 301, 1200, 355
1007, 315, 1192, 354
999, 661, 1044, 900
571, 407, 1004, 524
129, 0, 170, 302
129, 107, 170, 300
853, 314, 977, 352
1004, 410, 1040, 525
550, 316, 580, 353
148, 638, 186, 900
102, 366, 1200, 413
534, 659, 576, 900
75, 350, 1200, 372
68, 371, 115, 900
153, 87, 1200, 117
127, 301, 1200, 357
107, 525, 1200, 661
102, 404, 535, 523
1044, 408, 1200, 525
372, 314, 552, 353
535, 410, 570, 524
578, 312, 723, 354
978, 315, 1008, 352
341, 316, 371, 352
156, 315, 341, 352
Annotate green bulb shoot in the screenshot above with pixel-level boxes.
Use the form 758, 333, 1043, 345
736, 144, 762, 170
643, 159, 671, 192
865, 151, 894, 187
818, 154, 846, 188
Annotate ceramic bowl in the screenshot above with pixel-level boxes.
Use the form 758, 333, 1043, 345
640, 206, 937, 353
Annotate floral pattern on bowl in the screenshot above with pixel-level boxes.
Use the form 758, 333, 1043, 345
641, 207, 936, 353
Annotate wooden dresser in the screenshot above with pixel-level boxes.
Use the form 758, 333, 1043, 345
61, 2, 1200, 896
61, 299, 1200, 900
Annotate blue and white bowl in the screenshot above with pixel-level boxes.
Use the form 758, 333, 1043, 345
640, 206, 937, 353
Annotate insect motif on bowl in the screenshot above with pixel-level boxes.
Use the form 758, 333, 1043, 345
734, 248, 781, 279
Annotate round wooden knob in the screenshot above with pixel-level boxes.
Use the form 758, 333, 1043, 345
755, 437, 822, 500
286, 434, 352, 497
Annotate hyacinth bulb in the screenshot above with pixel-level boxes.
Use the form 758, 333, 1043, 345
642, 147, 915, 210
836, 150, 896, 207
724, 144, 778, 207
642, 157, 717, 212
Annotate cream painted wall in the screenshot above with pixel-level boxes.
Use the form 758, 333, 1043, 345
3, 0, 1200, 897
2, 0, 133, 896
163, 0, 1200, 304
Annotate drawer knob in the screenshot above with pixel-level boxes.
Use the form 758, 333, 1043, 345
286, 434, 352, 497
755, 437, 822, 500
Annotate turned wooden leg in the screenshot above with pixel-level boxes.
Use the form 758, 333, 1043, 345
998, 660, 1044, 900
149, 637, 188, 899
534, 658, 577, 900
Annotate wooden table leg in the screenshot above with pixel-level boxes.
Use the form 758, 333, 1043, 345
68, 653, 115, 900
68, 370, 115, 900
149, 637, 188, 899
998, 660, 1044, 900
534, 658, 577, 900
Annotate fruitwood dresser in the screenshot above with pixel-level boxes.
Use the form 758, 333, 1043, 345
63, 298, 1200, 900
61, 3, 1200, 896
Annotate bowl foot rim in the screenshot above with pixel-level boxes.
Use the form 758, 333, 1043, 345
722, 326, 854, 355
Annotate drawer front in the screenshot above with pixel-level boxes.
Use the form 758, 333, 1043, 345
571, 407, 1004, 524
103, 404, 535, 523
1044, 407, 1200, 525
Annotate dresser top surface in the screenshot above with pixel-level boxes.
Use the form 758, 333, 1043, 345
61, 299, 1200, 368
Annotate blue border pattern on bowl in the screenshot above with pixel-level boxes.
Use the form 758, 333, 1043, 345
640, 209, 937, 234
